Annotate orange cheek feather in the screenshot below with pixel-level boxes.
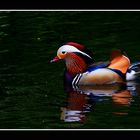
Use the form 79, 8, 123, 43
57, 53, 67, 59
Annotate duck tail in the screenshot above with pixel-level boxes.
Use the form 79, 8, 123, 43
129, 62, 140, 70
126, 62, 140, 81
108, 50, 130, 74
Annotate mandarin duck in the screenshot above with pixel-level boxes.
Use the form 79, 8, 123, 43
51, 42, 140, 86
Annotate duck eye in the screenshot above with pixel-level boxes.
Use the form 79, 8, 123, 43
62, 51, 66, 54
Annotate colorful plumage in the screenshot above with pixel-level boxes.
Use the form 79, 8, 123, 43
51, 42, 140, 86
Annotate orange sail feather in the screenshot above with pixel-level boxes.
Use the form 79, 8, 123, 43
108, 50, 130, 74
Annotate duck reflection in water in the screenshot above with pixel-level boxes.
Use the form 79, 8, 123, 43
60, 82, 138, 122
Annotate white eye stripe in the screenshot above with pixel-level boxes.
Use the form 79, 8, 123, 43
57, 45, 92, 59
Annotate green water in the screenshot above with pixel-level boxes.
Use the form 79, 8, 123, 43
0, 11, 140, 129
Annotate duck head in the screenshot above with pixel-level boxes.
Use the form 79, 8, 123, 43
51, 42, 93, 75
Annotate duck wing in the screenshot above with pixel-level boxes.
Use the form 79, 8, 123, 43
108, 50, 130, 74
86, 61, 110, 72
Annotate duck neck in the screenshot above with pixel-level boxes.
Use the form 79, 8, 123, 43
65, 56, 87, 76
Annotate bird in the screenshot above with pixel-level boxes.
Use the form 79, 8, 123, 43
50, 42, 140, 86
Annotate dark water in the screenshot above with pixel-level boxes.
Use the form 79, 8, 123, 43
0, 11, 140, 129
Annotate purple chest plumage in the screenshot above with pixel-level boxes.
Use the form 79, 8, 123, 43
64, 71, 75, 86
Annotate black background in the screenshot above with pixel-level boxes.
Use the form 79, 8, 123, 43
0, 0, 140, 9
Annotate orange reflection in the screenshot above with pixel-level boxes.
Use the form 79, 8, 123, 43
112, 90, 132, 115
112, 90, 132, 105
